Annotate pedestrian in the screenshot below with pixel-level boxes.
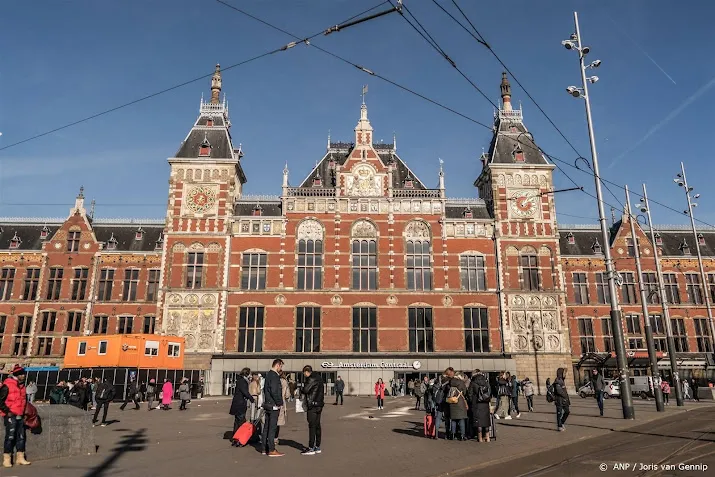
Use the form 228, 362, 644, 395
447, 372, 468, 440
146, 379, 157, 411
433, 375, 448, 439
161, 379, 173, 410
178, 378, 190, 411
288, 377, 296, 403
683, 380, 692, 400
120, 379, 140, 411
248, 373, 261, 421
68, 380, 87, 410
553, 368, 570, 431
494, 372, 510, 420
522, 377, 535, 412
334, 376, 345, 405
197, 378, 205, 400
510, 374, 521, 418
414, 376, 427, 410
425, 378, 435, 414
300, 365, 324, 456
374, 378, 386, 410
591, 369, 605, 416
90, 378, 99, 410
24, 381, 37, 404
261, 359, 285, 457
408, 379, 415, 397
139, 382, 147, 403
49, 381, 68, 404
229, 368, 254, 447
661, 380, 671, 405
275, 371, 291, 446
467, 369, 492, 442
691, 378, 699, 402
92, 378, 115, 427
0, 366, 30, 468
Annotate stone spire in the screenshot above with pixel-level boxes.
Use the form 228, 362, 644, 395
500, 71, 512, 112
355, 86, 373, 147
210, 64, 222, 105
71, 186, 86, 217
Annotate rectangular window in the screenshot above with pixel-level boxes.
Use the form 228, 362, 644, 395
351, 240, 377, 290
0, 268, 15, 301
621, 273, 637, 304
238, 306, 264, 352
596, 273, 610, 305
93, 315, 108, 334
520, 255, 540, 291
0, 315, 5, 334
408, 307, 434, 352
67, 230, 80, 252
602, 317, 614, 353
694, 318, 713, 353
295, 306, 321, 353
463, 307, 489, 352
71, 268, 89, 301
352, 307, 377, 352
186, 252, 204, 289
577, 317, 596, 354
663, 273, 681, 305
122, 269, 139, 301
626, 237, 639, 257
12, 337, 29, 356
406, 240, 432, 291
709, 274, 715, 303
168, 342, 181, 357
46, 267, 63, 300
671, 318, 689, 352
98, 340, 108, 355
625, 314, 643, 349
649, 314, 667, 352
22, 268, 40, 301
41, 311, 57, 332
118, 316, 133, 334
144, 340, 159, 356
143, 315, 156, 334
78, 341, 87, 356
297, 240, 323, 290
146, 269, 160, 302
241, 253, 267, 290
641, 272, 659, 305
97, 269, 114, 301
686, 273, 704, 305
572, 272, 589, 305
460, 255, 486, 291
37, 337, 53, 356
66, 311, 82, 332
16, 315, 32, 334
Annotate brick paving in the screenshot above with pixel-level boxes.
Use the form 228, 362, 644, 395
9, 395, 714, 477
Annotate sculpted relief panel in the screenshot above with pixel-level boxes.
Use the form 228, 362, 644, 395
164, 291, 220, 353
507, 293, 565, 353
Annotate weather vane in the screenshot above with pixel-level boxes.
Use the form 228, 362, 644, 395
362, 84, 368, 105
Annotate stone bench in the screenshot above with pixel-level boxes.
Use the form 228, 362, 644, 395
26, 404, 96, 461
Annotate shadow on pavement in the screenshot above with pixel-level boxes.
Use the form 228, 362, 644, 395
83, 428, 148, 477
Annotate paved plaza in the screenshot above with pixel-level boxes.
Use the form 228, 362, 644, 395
9, 395, 715, 477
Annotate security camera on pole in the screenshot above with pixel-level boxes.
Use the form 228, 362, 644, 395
625, 185, 664, 412
639, 185, 685, 406
562, 12, 635, 419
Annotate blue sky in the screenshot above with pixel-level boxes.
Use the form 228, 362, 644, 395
1, 0, 714, 228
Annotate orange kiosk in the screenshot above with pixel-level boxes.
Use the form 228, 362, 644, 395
63, 334, 185, 369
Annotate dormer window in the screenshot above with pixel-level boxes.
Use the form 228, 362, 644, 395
199, 134, 211, 157
698, 233, 705, 246
592, 239, 602, 255
404, 176, 414, 189
328, 159, 335, 169
9, 232, 21, 249
106, 233, 118, 251
40, 225, 50, 240
509, 126, 518, 133
463, 208, 473, 219
135, 227, 144, 241
252, 205, 263, 217
155, 233, 164, 250
679, 239, 690, 255
654, 233, 662, 246
206, 118, 213, 127
312, 176, 322, 187
513, 145, 525, 162
566, 232, 575, 245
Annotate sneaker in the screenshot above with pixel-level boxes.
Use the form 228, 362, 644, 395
301, 448, 316, 456
558, 427, 565, 432
267, 450, 284, 457
314, 447, 321, 454
494, 414, 500, 420
101, 423, 107, 427
516, 413, 521, 418
505, 416, 512, 420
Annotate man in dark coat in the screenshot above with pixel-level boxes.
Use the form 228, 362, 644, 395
119, 379, 139, 411
229, 367, 254, 446
261, 359, 285, 457
554, 367, 571, 431
92, 378, 115, 427
334, 376, 345, 405
300, 365, 325, 455
591, 369, 606, 416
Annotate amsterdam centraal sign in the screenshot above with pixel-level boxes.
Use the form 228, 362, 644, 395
321, 360, 422, 370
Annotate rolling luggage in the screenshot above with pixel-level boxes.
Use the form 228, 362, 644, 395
424, 413, 436, 438
233, 409, 263, 446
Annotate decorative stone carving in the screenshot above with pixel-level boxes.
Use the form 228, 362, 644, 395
345, 163, 382, 197
512, 311, 527, 330
185, 186, 217, 213
200, 310, 213, 330
169, 294, 182, 305
183, 311, 199, 331
533, 335, 544, 350
199, 333, 213, 349
386, 295, 398, 306
201, 294, 216, 306
404, 221, 430, 239
275, 294, 286, 305
331, 295, 342, 306
547, 335, 560, 351
527, 296, 541, 308
543, 296, 557, 308
542, 312, 558, 332
442, 295, 453, 307
513, 295, 525, 307
185, 334, 197, 349
515, 335, 528, 350
527, 311, 541, 330
297, 220, 324, 241
185, 294, 199, 306
352, 220, 377, 238
168, 312, 181, 332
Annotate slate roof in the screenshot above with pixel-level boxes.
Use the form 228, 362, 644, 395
299, 143, 428, 190
93, 225, 165, 252
234, 202, 283, 217
445, 203, 492, 219
558, 228, 604, 256
486, 114, 549, 166
0, 224, 57, 251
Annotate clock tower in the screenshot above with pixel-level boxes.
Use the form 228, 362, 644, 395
475, 72, 570, 393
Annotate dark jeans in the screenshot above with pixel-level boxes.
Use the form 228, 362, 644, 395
376, 397, 384, 408
526, 395, 534, 410
261, 409, 279, 452
120, 396, 139, 410
450, 418, 466, 437
233, 413, 246, 435
595, 390, 604, 415
93, 401, 110, 424
664, 393, 669, 404
180, 400, 188, 410
415, 396, 422, 409
335, 391, 343, 405
307, 407, 322, 448
3, 416, 26, 453
556, 404, 570, 428
511, 396, 520, 414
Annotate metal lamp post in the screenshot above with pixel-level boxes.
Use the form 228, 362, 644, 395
639, 184, 685, 406
625, 185, 664, 411
562, 11, 635, 419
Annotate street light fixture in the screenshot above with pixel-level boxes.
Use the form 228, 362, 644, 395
562, 11, 635, 419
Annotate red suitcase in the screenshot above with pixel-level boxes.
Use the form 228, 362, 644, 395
233, 421, 256, 446
424, 413, 436, 438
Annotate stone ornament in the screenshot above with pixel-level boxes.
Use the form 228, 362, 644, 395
442, 295, 453, 307
54, 242, 62, 249
331, 295, 343, 306
533, 335, 544, 350
345, 164, 382, 197
404, 220, 430, 239
527, 296, 541, 308
542, 311, 558, 331
512, 311, 527, 330
386, 295, 398, 305
528, 312, 541, 330
275, 294, 287, 305
200, 311, 213, 330
184, 334, 197, 349
183, 311, 199, 330
185, 294, 199, 306
201, 294, 216, 306
186, 186, 217, 213
199, 333, 213, 349
169, 294, 182, 305
515, 335, 528, 350
547, 335, 560, 351
512, 295, 526, 307
543, 296, 557, 308
297, 220, 324, 241
352, 220, 377, 238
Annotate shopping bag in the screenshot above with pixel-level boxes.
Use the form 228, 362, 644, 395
296, 398, 306, 413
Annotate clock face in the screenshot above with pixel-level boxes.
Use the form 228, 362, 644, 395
186, 186, 217, 213
510, 190, 539, 218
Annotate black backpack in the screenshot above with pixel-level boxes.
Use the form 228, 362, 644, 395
97, 384, 111, 401
546, 384, 555, 403
434, 384, 445, 404
477, 383, 491, 403
68, 388, 81, 403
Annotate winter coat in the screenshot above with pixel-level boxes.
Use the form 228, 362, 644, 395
592, 373, 605, 391
302, 373, 325, 410
229, 376, 254, 416
25, 382, 38, 395
145, 384, 156, 398
510, 377, 520, 397
335, 379, 345, 393
522, 380, 535, 397
249, 380, 261, 398
263, 370, 284, 410
95, 382, 115, 403
447, 377, 469, 421
277, 377, 290, 426
179, 383, 190, 401
0, 377, 27, 417
375, 382, 386, 399
161, 382, 173, 405
467, 374, 491, 428
497, 377, 510, 397
415, 381, 427, 397
554, 368, 570, 407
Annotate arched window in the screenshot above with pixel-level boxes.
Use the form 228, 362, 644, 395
520, 250, 539, 291
404, 221, 432, 291
296, 220, 324, 290
351, 220, 378, 291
